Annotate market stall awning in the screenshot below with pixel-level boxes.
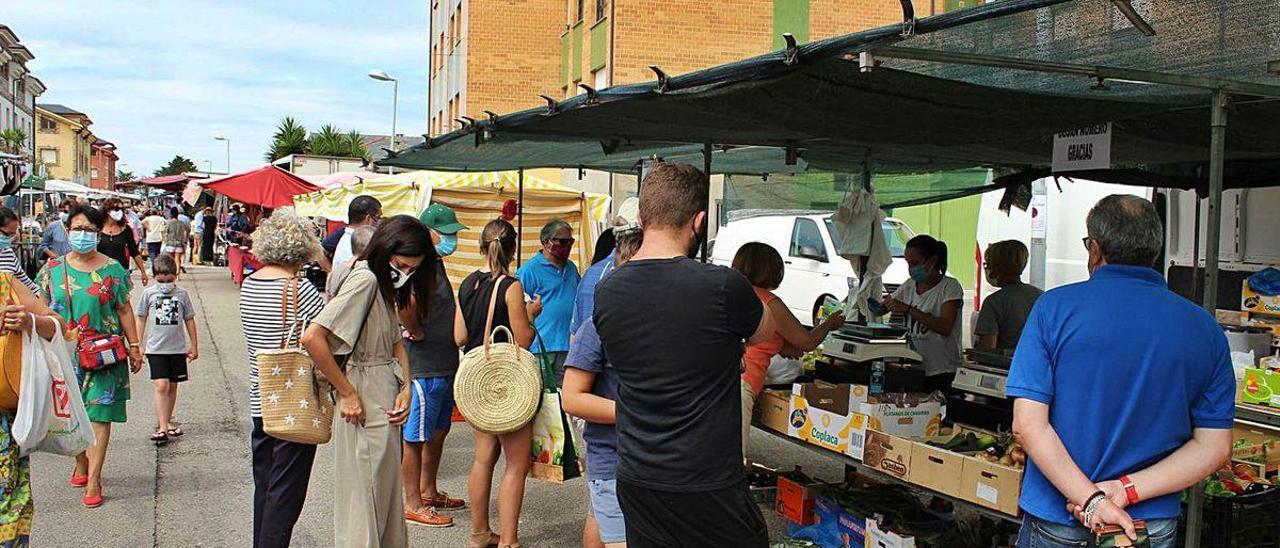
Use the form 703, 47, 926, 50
380, 0, 1280, 199
201, 165, 320, 208
133, 174, 191, 192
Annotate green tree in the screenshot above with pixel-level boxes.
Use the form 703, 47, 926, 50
264, 116, 308, 161
116, 169, 136, 182
0, 128, 27, 154
343, 130, 369, 161
308, 124, 345, 157
154, 155, 199, 177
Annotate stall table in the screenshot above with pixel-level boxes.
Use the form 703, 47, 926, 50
226, 245, 262, 286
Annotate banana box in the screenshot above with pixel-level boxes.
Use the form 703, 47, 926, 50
1243, 280, 1280, 317
1241, 368, 1280, 407
858, 399, 945, 439
787, 382, 871, 460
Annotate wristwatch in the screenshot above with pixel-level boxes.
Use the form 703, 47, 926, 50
1120, 475, 1140, 505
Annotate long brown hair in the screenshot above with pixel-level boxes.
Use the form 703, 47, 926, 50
479, 218, 517, 279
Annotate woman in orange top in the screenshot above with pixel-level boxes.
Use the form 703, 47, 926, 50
732, 243, 844, 453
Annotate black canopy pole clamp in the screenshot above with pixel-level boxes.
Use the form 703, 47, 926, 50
578, 166, 587, 180
483, 110, 500, 125
538, 95, 560, 115
859, 51, 877, 73
457, 116, 476, 128
782, 33, 800, 66
649, 65, 670, 93
381, 147, 397, 159
578, 83, 601, 106
785, 141, 799, 166
898, 0, 916, 37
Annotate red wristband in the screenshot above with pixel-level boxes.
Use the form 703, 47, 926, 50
1120, 475, 1139, 505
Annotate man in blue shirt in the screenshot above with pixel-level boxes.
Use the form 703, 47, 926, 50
571, 198, 638, 336
518, 219, 580, 386
1008, 195, 1233, 547
38, 198, 76, 259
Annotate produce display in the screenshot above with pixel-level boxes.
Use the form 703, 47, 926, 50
1203, 439, 1279, 497
927, 427, 1026, 470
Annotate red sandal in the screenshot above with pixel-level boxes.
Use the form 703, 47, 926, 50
69, 472, 88, 488
83, 489, 104, 508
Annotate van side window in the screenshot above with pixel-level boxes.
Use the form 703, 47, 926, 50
790, 218, 827, 262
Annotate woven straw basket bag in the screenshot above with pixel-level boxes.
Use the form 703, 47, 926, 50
454, 275, 542, 435
259, 279, 334, 445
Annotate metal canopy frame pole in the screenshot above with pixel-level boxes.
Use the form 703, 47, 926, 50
517, 167, 524, 267
1202, 89, 1228, 312
701, 142, 712, 262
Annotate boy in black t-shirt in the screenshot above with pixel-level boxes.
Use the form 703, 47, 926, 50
593, 163, 774, 547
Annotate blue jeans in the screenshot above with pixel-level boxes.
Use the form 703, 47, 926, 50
1016, 514, 1177, 547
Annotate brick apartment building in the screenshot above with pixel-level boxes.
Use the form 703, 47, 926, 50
89, 140, 118, 190
426, 0, 985, 137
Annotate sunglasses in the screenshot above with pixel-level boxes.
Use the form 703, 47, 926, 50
549, 237, 575, 246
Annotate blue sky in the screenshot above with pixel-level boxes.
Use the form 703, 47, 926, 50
7, 0, 428, 176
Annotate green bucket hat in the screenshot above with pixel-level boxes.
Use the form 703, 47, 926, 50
418, 203, 468, 234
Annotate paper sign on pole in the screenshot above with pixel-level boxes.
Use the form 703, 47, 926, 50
1052, 123, 1111, 172
1030, 195, 1048, 239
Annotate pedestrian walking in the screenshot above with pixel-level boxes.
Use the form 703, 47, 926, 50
456, 218, 535, 548
134, 254, 197, 445
0, 270, 64, 545
733, 242, 844, 453
561, 212, 644, 548
593, 163, 773, 547
517, 219, 580, 386
239, 209, 327, 548
1008, 195, 1234, 547
397, 204, 468, 528
37, 198, 76, 260
143, 209, 166, 263
0, 206, 40, 295
302, 215, 433, 548
162, 208, 190, 274
882, 235, 965, 393
38, 203, 145, 509
190, 207, 206, 266
97, 199, 149, 286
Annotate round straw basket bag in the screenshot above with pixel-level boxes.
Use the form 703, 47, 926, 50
454, 276, 542, 435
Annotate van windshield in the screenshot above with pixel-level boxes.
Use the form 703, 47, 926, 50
824, 217, 913, 258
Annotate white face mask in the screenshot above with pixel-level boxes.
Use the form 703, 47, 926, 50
109, 210, 125, 222
388, 264, 413, 289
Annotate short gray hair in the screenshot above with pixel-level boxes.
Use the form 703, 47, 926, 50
540, 219, 572, 242
350, 225, 376, 259
1086, 194, 1163, 267
251, 207, 320, 267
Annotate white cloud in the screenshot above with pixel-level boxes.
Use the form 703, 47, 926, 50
7, 0, 428, 175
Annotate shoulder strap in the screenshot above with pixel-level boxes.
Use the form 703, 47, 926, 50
61, 260, 74, 320
280, 277, 299, 349
481, 274, 506, 353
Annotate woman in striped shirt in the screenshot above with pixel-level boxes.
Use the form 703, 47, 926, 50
238, 209, 325, 548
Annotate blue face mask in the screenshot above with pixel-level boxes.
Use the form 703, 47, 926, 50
69, 230, 98, 254
0, 234, 11, 251
909, 265, 932, 283
435, 234, 458, 257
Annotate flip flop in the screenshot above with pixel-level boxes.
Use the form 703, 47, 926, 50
166, 427, 184, 437
150, 430, 168, 444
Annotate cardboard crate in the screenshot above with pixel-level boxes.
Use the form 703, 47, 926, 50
864, 429, 913, 481
755, 389, 791, 434
865, 518, 917, 548
811, 497, 867, 548
1243, 280, 1280, 317
1240, 368, 1280, 408
776, 470, 822, 526
960, 456, 1024, 516
908, 442, 965, 497
858, 400, 945, 439
787, 382, 871, 459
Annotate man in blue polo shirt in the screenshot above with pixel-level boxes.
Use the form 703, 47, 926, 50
518, 218, 581, 385
1008, 195, 1233, 547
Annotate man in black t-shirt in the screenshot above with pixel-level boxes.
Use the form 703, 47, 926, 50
594, 163, 774, 547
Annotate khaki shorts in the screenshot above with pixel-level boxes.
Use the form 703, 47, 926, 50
740, 379, 757, 457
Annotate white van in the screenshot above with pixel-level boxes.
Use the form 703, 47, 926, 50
710, 210, 915, 326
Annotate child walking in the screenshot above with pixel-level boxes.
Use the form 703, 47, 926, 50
135, 254, 199, 445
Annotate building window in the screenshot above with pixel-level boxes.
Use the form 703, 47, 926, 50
596, 0, 607, 21
576, 0, 584, 22
593, 68, 608, 89
39, 148, 57, 166
91, 168, 99, 179
39, 116, 57, 132
453, 5, 463, 46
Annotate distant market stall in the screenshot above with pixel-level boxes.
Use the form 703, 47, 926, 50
200, 165, 320, 208
294, 170, 610, 284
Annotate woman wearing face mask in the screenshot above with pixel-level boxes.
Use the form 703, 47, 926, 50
37, 204, 144, 508
0, 206, 40, 295
456, 218, 535, 548
301, 215, 435, 547
97, 199, 149, 286
882, 235, 964, 393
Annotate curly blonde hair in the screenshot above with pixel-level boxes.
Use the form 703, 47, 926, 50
251, 207, 320, 267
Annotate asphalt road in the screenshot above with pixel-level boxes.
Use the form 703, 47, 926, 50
29, 266, 841, 547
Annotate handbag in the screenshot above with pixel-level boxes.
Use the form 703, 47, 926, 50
454, 275, 542, 435
259, 277, 334, 445
0, 275, 25, 411
61, 261, 128, 371
529, 328, 583, 483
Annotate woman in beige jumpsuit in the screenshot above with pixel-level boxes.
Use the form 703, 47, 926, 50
302, 216, 439, 547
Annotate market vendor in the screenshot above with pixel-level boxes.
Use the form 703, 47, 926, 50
883, 235, 964, 393
975, 240, 1042, 351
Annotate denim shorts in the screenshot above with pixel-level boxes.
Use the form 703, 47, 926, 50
402, 377, 454, 443
588, 478, 627, 544
1016, 513, 1177, 547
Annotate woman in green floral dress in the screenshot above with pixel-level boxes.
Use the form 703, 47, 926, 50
38, 204, 144, 509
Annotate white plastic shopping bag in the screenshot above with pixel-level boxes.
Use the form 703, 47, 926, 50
14, 316, 94, 456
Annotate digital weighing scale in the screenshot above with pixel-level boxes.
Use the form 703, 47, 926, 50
821, 323, 923, 364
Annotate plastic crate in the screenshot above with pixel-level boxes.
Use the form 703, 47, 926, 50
1182, 488, 1280, 547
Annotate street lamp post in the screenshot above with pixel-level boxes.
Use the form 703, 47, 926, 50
202, 160, 213, 174
368, 70, 399, 174
213, 136, 230, 174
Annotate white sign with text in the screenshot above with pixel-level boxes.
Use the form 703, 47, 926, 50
1052, 123, 1112, 172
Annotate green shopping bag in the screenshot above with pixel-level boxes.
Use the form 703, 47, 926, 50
529, 329, 582, 483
